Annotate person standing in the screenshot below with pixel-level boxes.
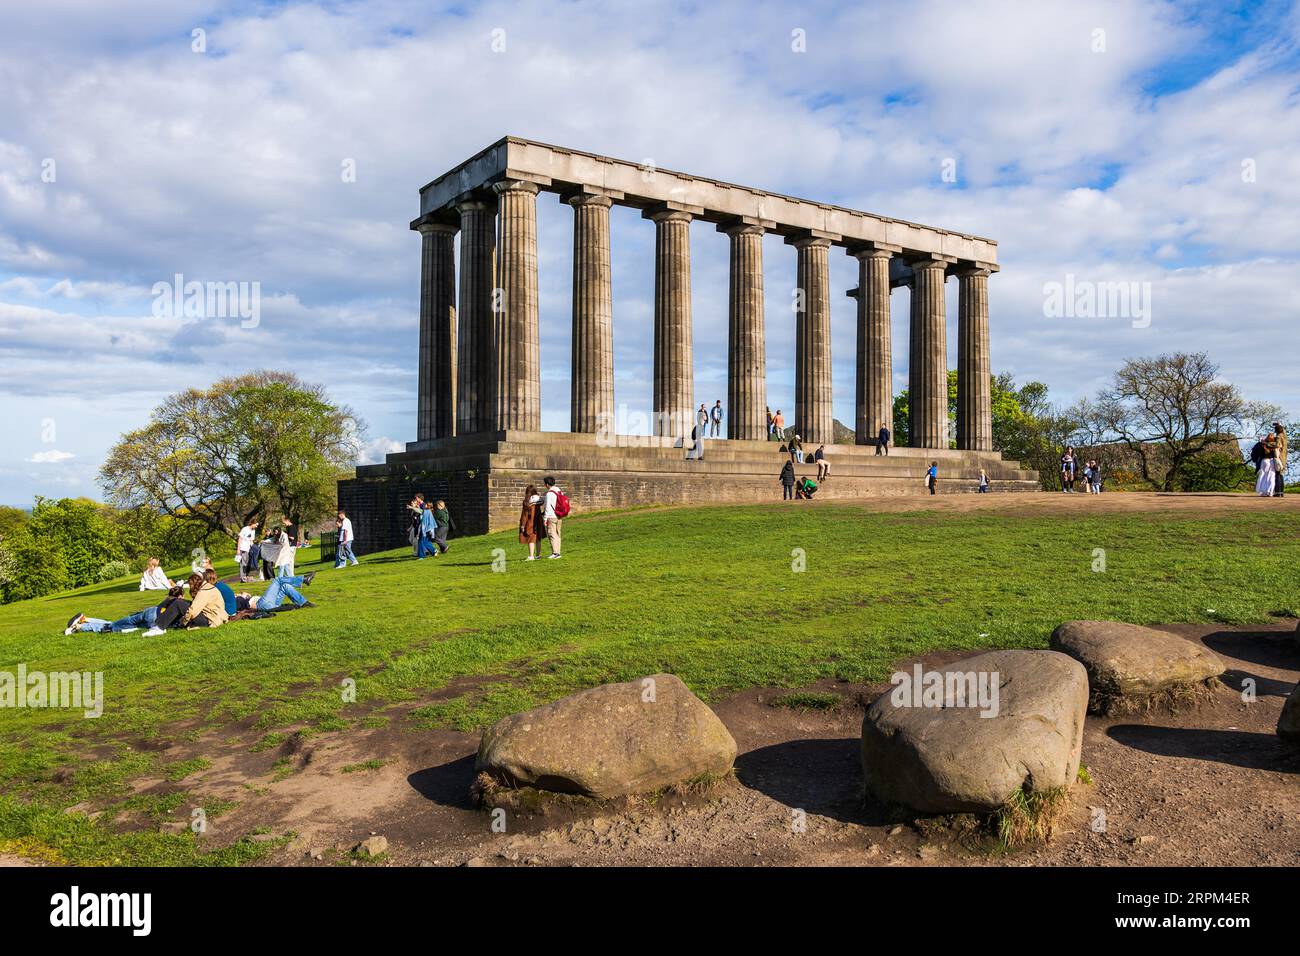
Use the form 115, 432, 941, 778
814, 444, 829, 481
710, 400, 723, 438
772, 409, 785, 439
519, 485, 544, 561
273, 526, 296, 578
687, 419, 705, 461
926, 461, 938, 495
1060, 448, 1077, 493
543, 476, 566, 559
696, 404, 709, 437
780, 460, 795, 500
335, 509, 359, 568
766, 406, 774, 438
1257, 436, 1278, 497
978, 469, 989, 493
236, 520, 258, 583
876, 422, 890, 456
407, 494, 425, 557
1273, 423, 1288, 497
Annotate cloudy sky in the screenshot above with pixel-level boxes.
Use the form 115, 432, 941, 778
1, 0, 1297, 505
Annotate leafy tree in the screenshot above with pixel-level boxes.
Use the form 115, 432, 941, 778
1072, 352, 1270, 491
1175, 452, 1257, 492
99, 371, 363, 539
0, 505, 27, 538
24, 497, 120, 589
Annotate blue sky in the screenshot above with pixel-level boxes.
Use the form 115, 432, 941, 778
1, 0, 1298, 505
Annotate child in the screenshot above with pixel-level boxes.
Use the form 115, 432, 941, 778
926, 462, 938, 495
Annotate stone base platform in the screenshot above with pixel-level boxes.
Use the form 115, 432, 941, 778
337, 431, 1041, 554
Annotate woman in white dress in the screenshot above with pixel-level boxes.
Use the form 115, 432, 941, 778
1256, 445, 1277, 496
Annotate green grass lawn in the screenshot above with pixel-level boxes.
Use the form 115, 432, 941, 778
1, 502, 1298, 864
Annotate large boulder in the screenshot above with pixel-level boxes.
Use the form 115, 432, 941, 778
1049, 621, 1224, 714
476, 674, 736, 799
1280, 684, 1300, 743
861, 650, 1088, 814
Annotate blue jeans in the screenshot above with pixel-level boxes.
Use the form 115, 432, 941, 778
335, 540, 358, 568
261, 574, 307, 608
82, 607, 160, 632
416, 533, 437, 558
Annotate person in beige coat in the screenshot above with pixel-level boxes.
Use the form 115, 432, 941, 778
179, 574, 228, 628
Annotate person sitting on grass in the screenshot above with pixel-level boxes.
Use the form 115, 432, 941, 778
178, 573, 228, 628
205, 568, 238, 617
795, 475, 818, 499
139, 557, 174, 591
65, 586, 188, 635
234, 571, 317, 615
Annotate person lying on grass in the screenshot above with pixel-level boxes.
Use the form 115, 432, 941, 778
231, 571, 317, 618
64, 585, 188, 635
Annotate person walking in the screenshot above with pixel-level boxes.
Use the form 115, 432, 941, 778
271, 526, 296, 577
519, 484, 545, 561
978, 469, 989, 493
1060, 448, 1077, 492
236, 519, 259, 583
710, 400, 723, 438
432, 499, 455, 554
417, 501, 439, 558
926, 461, 938, 495
543, 476, 567, 559
335, 509, 359, 568
876, 422, 890, 456
779, 459, 796, 500
814, 444, 830, 481
407, 494, 426, 557
1273, 423, 1288, 497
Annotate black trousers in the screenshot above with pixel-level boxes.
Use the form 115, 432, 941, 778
782, 483, 794, 500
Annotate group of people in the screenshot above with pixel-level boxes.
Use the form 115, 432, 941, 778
235, 517, 308, 582
1251, 423, 1289, 497
1059, 448, 1103, 494
65, 565, 318, 636
406, 494, 456, 559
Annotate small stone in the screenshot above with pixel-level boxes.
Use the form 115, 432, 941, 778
888, 826, 904, 836
250, 833, 278, 843
354, 835, 388, 856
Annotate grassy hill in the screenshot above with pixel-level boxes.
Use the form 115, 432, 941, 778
2, 499, 1298, 864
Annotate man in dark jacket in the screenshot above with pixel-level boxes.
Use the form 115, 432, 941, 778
876, 423, 890, 456
1250, 436, 1267, 471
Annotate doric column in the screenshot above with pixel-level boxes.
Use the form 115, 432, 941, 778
907, 256, 950, 448
648, 209, 694, 437
723, 222, 766, 440
416, 220, 458, 441
851, 244, 896, 446
492, 179, 541, 432
567, 193, 615, 434
792, 235, 833, 445
957, 266, 993, 451
455, 197, 496, 435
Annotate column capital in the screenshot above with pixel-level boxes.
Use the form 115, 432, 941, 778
784, 230, 838, 249
492, 178, 540, 197
952, 259, 999, 278
847, 240, 901, 259
564, 191, 615, 209
454, 196, 494, 216
716, 215, 774, 236
642, 202, 696, 223
410, 213, 459, 234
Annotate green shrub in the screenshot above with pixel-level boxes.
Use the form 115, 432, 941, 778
1175, 451, 1256, 492
96, 560, 131, 583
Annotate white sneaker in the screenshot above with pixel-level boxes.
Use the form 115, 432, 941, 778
526, 556, 536, 561
548, 553, 562, 559
143, 627, 165, 637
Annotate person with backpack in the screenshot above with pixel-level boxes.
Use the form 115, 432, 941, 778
543, 475, 569, 559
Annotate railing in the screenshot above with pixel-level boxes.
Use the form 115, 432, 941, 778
319, 531, 338, 565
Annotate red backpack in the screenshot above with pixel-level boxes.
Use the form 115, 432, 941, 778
552, 488, 571, 518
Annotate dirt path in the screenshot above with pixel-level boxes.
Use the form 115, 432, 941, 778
49, 620, 1292, 868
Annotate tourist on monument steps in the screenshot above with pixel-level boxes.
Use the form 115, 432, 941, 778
978, 469, 989, 493
519, 484, 545, 560
795, 475, 818, 499
779, 460, 796, 500
772, 409, 785, 438
789, 433, 804, 464
697, 404, 709, 436
766, 406, 774, 438
876, 422, 890, 456
814, 444, 829, 481
926, 461, 938, 495
710, 400, 723, 437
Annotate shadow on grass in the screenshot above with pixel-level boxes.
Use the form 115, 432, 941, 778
1107, 725, 1300, 774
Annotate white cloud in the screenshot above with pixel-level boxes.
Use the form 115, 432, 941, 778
26, 449, 75, 463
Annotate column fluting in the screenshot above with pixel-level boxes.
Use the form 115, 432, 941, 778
568, 193, 615, 434
853, 247, 893, 446
794, 236, 833, 445
957, 266, 993, 451
416, 221, 458, 440
492, 179, 541, 432
455, 198, 496, 435
650, 209, 694, 438
908, 258, 949, 449
725, 223, 766, 441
